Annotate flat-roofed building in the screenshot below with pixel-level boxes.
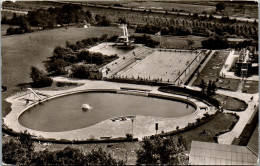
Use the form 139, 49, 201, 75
189, 140, 258, 165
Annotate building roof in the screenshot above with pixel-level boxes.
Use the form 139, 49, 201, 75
247, 125, 259, 156
189, 141, 258, 165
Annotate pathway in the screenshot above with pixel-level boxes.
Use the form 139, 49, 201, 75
4, 76, 258, 144
3, 77, 211, 141
188, 85, 259, 145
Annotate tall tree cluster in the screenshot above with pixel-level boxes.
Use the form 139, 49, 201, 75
3, 131, 124, 165
135, 18, 257, 40
136, 136, 188, 165
44, 35, 119, 76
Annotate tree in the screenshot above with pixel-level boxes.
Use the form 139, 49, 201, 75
3, 139, 27, 164
216, 2, 226, 12
136, 136, 187, 165
86, 10, 92, 19
18, 130, 35, 152
208, 14, 214, 21
187, 39, 195, 49
201, 36, 229, 49
211, 81, 217, 95
3, 131, 35, 165
30, 66, 53, 87
118, 17, 127, 24
3, 139, 124, 165
207, 80, 212, 96
192, 13, 199, 19
71, 64, 91, 79
6, 27, 15, 35
44, 58, 68, 75
199, 79, 206, 93
85, 148, 125, 165
2, 15, 8, 24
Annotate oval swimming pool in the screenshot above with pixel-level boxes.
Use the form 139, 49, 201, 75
18, 92, 195, 132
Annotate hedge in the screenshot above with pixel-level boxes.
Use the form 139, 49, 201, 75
149, 110, 220, 139
159, 86, 220, 107
2, 125, 138, 144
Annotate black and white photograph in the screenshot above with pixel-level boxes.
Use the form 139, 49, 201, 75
1, 0, 258, 165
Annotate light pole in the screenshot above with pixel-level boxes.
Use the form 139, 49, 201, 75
131, 118, 134, 142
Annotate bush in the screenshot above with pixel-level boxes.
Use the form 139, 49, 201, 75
30, 66, 53, 88
55, 82, 78, 87
203, 112, 210, 118
71, 64, 91, 79
136, 136, 186, 165
201, 36, 229, 49
126, 133, 133, 139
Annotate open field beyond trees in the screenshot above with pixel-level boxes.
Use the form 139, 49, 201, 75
2, 26, 123, 91
1, 26, 125, 116
151, 35, 205, 49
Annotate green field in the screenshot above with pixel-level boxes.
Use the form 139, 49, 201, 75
242, 81, 259, 94
151, 35, 205, 48
1, 26, 125, 116
1, 26, 123, 88
176, 113, 236, 150
123, 1, 215, 13
1, 11, 25, 19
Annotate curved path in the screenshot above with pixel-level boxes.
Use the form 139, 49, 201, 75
187, 85, 259, 145
216, 89, 258, 144
3, 77, 212, 141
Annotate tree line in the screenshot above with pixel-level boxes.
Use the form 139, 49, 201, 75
3, 130, 188, 165
2, 4, 112, 35
135, 17, 257, 40
201, 36, 258, 49
2, 131, 125, 165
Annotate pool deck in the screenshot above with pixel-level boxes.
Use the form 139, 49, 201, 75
3, 77, 213, 141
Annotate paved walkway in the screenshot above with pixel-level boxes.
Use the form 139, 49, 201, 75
3, 77, 211, 141
188, 85, 259, 145
4, 76, 258, 143
216, 89, 258, 144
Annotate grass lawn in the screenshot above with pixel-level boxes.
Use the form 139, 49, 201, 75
17, 81, 84, 91
123, 1, 215, 13
193, 50, 240, 91
242, 80, 259, 94
1, 26, 127, 116
213, 94, 247, 111
1, 11, 25, 19
151, 35, 205, 49
175, 113, 237, 151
